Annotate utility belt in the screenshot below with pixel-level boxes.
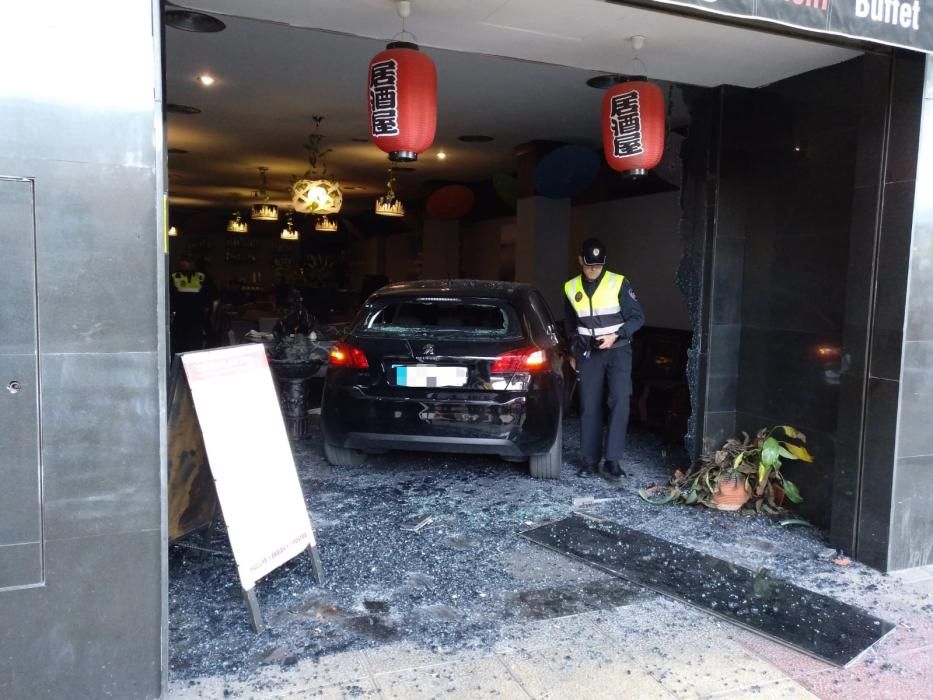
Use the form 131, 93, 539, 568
574, 334, 630, 361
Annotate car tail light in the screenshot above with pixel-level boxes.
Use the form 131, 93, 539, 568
491, 347, 548, 373
330, 341, 369, 369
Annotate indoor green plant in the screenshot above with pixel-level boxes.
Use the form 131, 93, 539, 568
640, 425, 813, 512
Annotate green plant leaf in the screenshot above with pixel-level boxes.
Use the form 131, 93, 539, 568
734, 452, 745, 469
782, 443, 814, 463
761, 437, 781, 467
757, 462, 769, 486
638, 488, 680, 505
781, 478, 803, 503
777, 445, 795, 460
780, 518, 811, 527
778, 425, 799, 438
685, 490, 698, 505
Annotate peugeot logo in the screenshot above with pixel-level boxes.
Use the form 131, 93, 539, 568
422, 344, 435, 356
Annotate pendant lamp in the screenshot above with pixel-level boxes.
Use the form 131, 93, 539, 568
368, 1, 436, 162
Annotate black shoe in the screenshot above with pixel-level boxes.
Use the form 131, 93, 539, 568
576, 460, 599, 477
605, 460, 626, 477
598, 461, 623, 482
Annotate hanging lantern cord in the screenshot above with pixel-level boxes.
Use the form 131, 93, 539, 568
303, 116, 332, 176
624, 35, 649, 80
392, 0, 418, 43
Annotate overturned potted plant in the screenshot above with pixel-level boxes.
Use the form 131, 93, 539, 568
640, 426, 813, 513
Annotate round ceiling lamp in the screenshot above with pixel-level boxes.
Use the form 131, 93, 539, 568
368, 1, 437, 162
534, 145, 600, 198
291, 117, 343, 215
492, 173, 518, 209
164, 9, 226, 33
425, 185, 475, 220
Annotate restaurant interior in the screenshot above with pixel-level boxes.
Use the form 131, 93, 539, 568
163, 0, 861, 444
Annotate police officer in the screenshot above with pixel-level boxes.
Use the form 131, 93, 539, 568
170, 255, 216, 355
564, 238, 645, 481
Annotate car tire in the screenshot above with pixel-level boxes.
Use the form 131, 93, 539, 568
324, 441, 366, 466
529, 416, 562, 479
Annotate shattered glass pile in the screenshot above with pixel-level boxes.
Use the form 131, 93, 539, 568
169, 419, 898, 683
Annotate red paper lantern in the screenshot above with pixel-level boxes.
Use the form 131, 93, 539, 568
601, 80, 665, 176
368, 41, 437, 162
425, 185, 474, 220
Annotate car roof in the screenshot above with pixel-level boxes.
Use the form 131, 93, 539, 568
370, 279, 535, 301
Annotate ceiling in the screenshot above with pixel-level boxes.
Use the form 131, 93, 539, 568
165, 0, 860, 214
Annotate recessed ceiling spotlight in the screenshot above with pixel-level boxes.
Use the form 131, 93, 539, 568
198, 74, 216, 87
586, 74, 641, 89
458, 135, 494, 143
436, 151, 447, 160
166, 103, 201, 115
167, 148, 189, 155
164, 9, 226, 33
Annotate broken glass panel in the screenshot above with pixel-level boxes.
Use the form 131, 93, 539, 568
522, 515, 894, 667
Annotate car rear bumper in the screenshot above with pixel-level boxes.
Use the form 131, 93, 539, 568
321, 383, 561, 457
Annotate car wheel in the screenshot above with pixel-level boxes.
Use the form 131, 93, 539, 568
529, 416, 562, 479
324, 441, 366, 466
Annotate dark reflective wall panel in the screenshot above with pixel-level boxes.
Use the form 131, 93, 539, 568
709, 59, 866, 529
0, 2, 165, 698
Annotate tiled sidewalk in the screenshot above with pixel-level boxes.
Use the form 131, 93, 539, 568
167, 572, 933, 700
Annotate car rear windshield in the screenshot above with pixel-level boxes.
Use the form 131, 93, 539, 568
357, 297, 521, 338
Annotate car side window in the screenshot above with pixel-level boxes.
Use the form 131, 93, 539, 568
528, 292, 558, 347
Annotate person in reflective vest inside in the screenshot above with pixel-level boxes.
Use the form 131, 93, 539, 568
170, 255, 216, 355
563, 237, 645, 481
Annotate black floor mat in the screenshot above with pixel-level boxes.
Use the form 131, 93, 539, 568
521, 514, 894, 667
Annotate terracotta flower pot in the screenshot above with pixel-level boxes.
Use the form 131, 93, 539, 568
712, 475, 750, 511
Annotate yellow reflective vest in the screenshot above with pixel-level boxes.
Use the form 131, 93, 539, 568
171, 271, 205, 293
564, 271, 626, 337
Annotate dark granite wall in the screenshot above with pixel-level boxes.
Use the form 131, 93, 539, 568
689, 50, 930, 564
677, 87, 722, 462
722, 60, 865, 529
0, 2, 166, 698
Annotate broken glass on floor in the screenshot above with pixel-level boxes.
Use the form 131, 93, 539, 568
521, 515, 894, 667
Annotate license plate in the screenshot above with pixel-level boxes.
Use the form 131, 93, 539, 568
394, 365, 468, 388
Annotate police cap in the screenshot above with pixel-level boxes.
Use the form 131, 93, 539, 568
581, 238, 607, 265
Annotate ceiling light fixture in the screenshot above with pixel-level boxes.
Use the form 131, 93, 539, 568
291, 116, 343, 215
251, 166, 279, 221
280, 211, 299, 241
436, 151, 447, 160
375, 172, 405, 217
315, 215, 339, 232
458, 135, 494, 143
166, 103, 201, 115
164, 9, 226, 33
226, 211, 248, 234
368, 0, 437, 162
168, 226, 179, 237
198, 74, 216, 87
226, 194, 248, 234
601, 35, 665, 178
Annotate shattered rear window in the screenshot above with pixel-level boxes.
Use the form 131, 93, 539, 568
357, 297, 521, 338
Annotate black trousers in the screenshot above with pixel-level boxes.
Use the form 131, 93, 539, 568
578, 347, 632, 464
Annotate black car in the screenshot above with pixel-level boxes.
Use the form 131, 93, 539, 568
321, 280, 565, 478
